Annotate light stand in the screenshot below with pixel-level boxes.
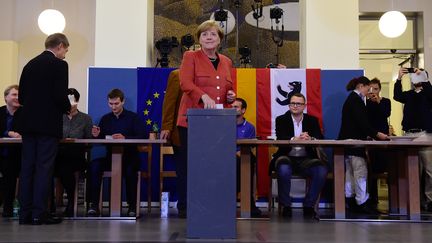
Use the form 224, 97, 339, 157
214, 0, 228, 50
231, 0, 242, 67
251, 0, 263, 67
270, 6, 284, 65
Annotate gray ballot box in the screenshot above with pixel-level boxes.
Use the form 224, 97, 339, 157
186, 108, 236, 239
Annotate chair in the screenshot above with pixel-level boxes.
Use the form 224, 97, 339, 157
137, 144, 153, 214
159, 145, 175, 206
268, 146, 325, 213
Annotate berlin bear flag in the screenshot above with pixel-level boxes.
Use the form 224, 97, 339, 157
233, 68, 323, 196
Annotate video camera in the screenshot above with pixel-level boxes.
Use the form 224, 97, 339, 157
155, 37, 179, 55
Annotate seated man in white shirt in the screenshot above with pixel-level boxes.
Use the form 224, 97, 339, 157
270, 93, 328, 219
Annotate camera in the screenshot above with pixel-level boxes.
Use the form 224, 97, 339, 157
155, 37, 179, 68
239, 46, 251, 57
407, 67, 416, 73
266, 63, 277, 68
239, 45, 251, 65
181, 34, 195, 50
270, 7, 283, 20
155, 37, 179, 55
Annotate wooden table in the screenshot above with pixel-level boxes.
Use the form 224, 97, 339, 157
0, 138, 166, 218
237, 138, 432, 220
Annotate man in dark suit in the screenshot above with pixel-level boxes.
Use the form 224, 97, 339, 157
270, 93, 327, 220
17, 33, 71, 225
0, 85, 21, 217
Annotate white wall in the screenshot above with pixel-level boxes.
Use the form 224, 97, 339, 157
0, 41, 18, 106
94, 0, 154, 67
300, 0, 359, 68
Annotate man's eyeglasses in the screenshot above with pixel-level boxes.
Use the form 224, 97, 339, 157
288, 102, 305, 107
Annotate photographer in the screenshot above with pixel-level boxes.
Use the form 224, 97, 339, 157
393, 67, 432, 212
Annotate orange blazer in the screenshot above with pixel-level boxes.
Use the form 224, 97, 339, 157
176, 50, 233, 128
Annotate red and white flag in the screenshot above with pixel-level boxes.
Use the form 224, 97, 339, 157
234, 68, 323, 196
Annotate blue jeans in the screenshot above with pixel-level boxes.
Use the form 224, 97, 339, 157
276, 156, 327, 208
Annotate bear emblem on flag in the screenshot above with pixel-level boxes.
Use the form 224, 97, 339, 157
275, 81, 303, 106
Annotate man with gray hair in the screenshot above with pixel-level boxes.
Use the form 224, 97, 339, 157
18, 33, 71, 225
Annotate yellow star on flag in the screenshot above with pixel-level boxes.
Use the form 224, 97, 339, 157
146, 99, 152, 106
143, 109, 149, 116
146, 119, 152, 125
153, 92, 160, 99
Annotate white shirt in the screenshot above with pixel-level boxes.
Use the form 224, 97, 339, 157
288, 114, 307, 157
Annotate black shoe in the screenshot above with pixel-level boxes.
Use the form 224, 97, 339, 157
86, 203, 100, 217
357, 200, 380, 215
32, 215, 63, 225
251, 206, 262, 218
303, 207, 320, 220
178, 209, 187, 218
62, 205, 74, 217
282, 206, 292, 218
19, 216, 32, 225
127, 207, 137, 217
346, 197, 357, 210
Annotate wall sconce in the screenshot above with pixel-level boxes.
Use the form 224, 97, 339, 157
378, 10, 407, 38
38, 9, 66, 35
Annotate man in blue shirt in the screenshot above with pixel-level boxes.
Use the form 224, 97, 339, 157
233, 98, 261, 217
87, 88, 146, 217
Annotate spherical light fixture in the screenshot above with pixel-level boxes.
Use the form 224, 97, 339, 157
38, 9, 66, 35
378, 11, 407, 38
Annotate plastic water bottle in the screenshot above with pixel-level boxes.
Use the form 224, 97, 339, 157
13, 199, 19, 218
161, 192, 169, 218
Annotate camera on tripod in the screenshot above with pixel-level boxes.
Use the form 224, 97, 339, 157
155, 37, 179, 68
239, 45, 251, 65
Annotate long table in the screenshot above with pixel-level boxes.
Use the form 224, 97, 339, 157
237, 138, 432, 220
0, 138, 166, 218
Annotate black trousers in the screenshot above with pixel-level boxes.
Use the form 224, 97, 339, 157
176, 127, 188, 211
18, 135, 58, 220
54, 146, 87, 210
0, 152, 21, 214
86, 155, 139, 207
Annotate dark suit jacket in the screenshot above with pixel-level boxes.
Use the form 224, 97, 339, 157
269, 111, 323, 173
161, 69, 182, 146
0, 105, 21, 161
338, 91, 377, 140
338, 91, 377, 156
18, 51, 71, 138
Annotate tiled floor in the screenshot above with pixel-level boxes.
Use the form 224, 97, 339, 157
0, 207, 431, 243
